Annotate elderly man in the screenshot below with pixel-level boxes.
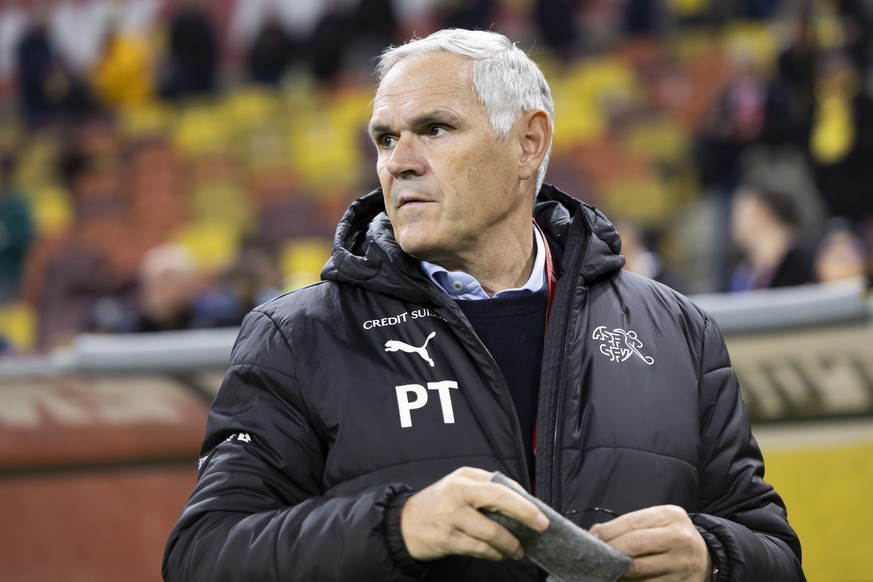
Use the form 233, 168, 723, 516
163, 29, 804, 582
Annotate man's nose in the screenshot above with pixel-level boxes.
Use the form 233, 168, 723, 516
385, 134, 425, 179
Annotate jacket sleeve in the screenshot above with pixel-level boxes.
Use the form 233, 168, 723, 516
161, 310, 422, 582
691, 314, 806, 582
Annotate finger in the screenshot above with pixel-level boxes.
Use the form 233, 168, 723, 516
450, 466, 499, 482
620, 546, 709, 580
618, 552, 674, 579
443, 528, 513, 562
590, 505, 684, 542
598, 526, 675, 559
492, 473, 527, 494
461, 481, 549, 532
455, 506, 524, 560
401, 468, 541, 561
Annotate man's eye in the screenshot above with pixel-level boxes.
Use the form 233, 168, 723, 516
428, 126, 448, 137
378, 135, 396, 149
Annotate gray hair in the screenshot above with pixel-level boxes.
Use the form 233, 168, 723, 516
375, 29, 554, 195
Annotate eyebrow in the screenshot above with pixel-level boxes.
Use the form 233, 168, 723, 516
369, 111, 462, 137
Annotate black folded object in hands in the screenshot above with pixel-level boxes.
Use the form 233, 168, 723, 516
484, 472, 631, 582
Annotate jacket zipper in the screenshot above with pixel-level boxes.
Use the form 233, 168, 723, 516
542, 217, 590, 510
427, 293, 534, 492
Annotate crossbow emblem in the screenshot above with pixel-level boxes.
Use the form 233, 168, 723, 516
592, 326, 655, 366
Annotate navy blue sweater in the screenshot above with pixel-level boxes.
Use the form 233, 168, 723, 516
457, 289, 549, 481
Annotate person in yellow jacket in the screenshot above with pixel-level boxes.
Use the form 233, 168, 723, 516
91, 22, 154, 108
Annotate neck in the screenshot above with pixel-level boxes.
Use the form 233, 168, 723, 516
438, 224, 537, 297
477, 241, 537, 297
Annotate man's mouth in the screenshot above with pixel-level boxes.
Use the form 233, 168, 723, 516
397, 195, 431, 208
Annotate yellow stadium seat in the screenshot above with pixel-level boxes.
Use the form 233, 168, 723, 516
119, 99, 173, 139
601, 176, 673, 228
223, 85, 282, 131
30, 185, 74, 236
279, 237, 332, 290
188, 183, 252, 230
670, 27, 721, 63
0, 301, 37, 353
564, 55, 638, 105
722, 20, 778, 73
669, 0, 710, 18
621, 116, 690, 164
172, 101, 231, 156
329, 87, 372, 131
14, 135, 60, 192
551, 79, 606, 148
287, 115, 362, 189
551, 56, 640, 148
172, 220, 241, 273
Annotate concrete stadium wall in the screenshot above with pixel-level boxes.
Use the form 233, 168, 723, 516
0, 373, 210, 582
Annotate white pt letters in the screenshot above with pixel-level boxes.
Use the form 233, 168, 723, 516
395, 381, 459, 428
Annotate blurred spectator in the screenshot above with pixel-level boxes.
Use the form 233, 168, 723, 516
245, 17, 298, 86
813, 217, 869, 284
132, 244, 211, 332
199, 243, 282, 327
708, 0, 782, 24
622, 0, 670, 36
742, 0, 782, 20
435, 0, 496, 31
775, 5, 817, 142
354, 0, 399, 50
91, 21, 155, 109
694, 48, 795, 289
726, 184, 818, 292
0, 154, 35, 304
533, 0, 580, 63
15, 15, 82, 128
56, 124, 91, 205
88, 243, 215, 333
694, 49, 793, 193
614, 218, 687, 293
807, 50, 873, 227
813, 0, 873, 74
307, 1, 351, 89
159, 0, 220, 99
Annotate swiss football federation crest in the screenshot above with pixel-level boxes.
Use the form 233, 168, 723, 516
592, 326, 654, 365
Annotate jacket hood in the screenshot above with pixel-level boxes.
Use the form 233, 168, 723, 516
321, 184, 625, 297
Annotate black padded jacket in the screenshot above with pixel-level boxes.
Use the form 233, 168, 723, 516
162, 185, 805, 581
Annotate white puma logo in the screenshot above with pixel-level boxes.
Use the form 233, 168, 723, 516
385, 332, 437, 367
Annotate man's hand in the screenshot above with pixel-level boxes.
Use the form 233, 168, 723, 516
589, 505, 712, 581
400, 467, 549, 562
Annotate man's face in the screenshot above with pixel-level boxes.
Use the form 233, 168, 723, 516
730, 190, 767, 252
142, 266, 196, 321
369, 52, 526, 268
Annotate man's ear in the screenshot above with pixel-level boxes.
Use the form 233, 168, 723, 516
517, 109, 552, 182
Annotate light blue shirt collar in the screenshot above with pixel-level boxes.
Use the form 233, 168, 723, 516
419, 226, 547, 300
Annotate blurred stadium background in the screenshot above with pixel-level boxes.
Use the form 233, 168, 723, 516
0, 0, 872, 580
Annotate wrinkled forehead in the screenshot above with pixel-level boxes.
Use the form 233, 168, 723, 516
375, 53, 474, 102
371, 54, 482, 130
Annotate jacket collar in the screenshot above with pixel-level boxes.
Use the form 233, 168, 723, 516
321, 184, 625, 299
